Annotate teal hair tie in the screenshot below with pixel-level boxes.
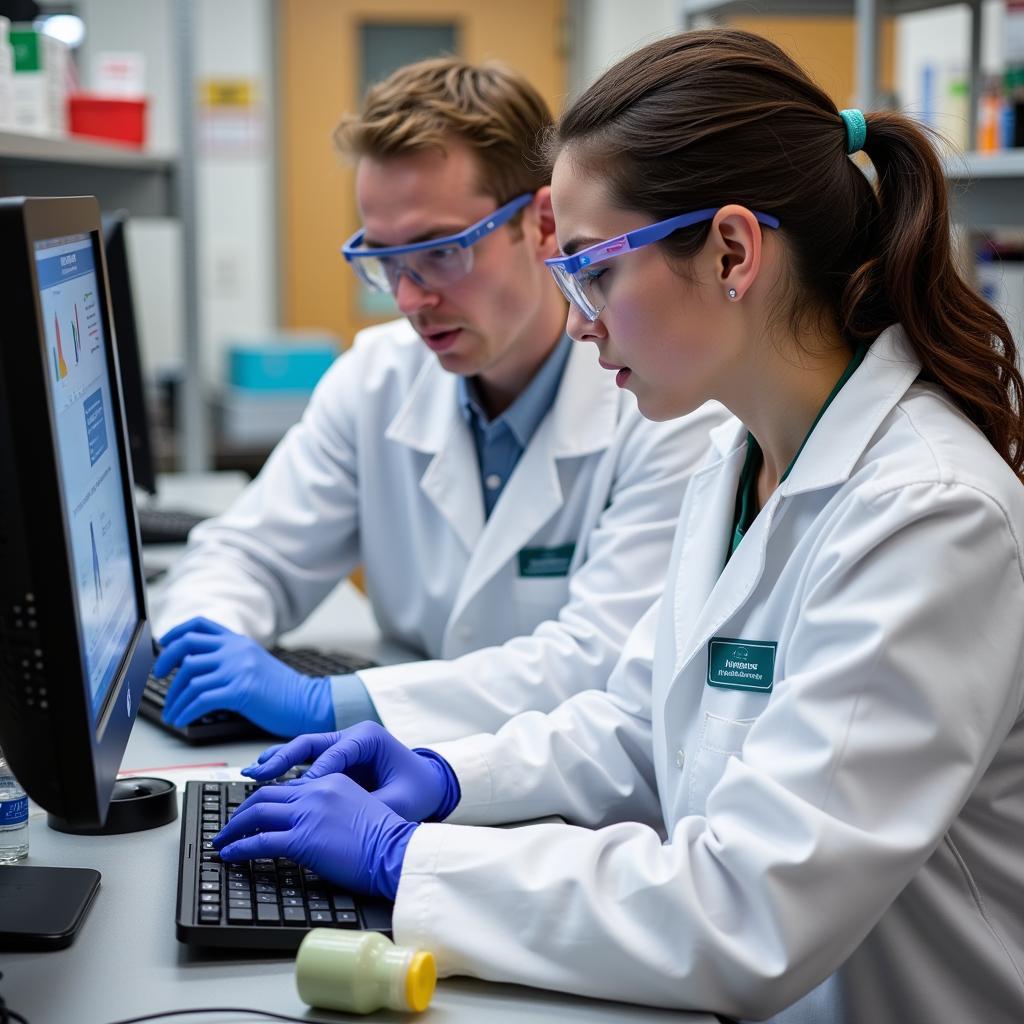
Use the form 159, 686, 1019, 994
839, 108, 867, 154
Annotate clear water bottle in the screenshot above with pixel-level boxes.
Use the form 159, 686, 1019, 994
0, 744, 29, 863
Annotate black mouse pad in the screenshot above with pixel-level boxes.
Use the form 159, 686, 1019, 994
0, 865, 100, 950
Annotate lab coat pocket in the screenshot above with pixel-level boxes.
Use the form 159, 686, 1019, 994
687, 712, 755, 816
513, 576, 570, 634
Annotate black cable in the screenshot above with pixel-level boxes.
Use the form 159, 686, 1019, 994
0, 970, 30, 1024
104, 1009, 334, 1024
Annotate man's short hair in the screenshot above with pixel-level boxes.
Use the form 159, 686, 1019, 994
334, 57, 553, 205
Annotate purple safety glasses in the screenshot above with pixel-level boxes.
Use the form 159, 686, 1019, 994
545, 207, 781, 321
341, 192, 534, 294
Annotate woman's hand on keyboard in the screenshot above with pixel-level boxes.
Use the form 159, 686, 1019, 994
242, 721, 460, 822
153, 616, 335, 737
213, 772, 417, 900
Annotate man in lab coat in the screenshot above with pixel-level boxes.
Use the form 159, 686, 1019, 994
151, 57, 722, 744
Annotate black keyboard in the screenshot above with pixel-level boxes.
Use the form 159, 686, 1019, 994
141, 646, 376, 743
138, 506, 208, 545
176, 779, 392, 949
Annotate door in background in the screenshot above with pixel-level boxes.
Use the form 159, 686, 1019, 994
279, 0, 568, 345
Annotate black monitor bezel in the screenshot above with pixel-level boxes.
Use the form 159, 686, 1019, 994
0, 195, 153, 827
102, 210, 158, 496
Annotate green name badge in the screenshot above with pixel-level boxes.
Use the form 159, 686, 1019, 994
707, 637, 777, 693
518, 543, 576, 578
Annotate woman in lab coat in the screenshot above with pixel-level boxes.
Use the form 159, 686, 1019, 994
216, 29, 1024, 1022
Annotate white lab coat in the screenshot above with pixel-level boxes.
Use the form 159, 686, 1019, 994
153, 318, 724, 743
394, 325, 1024, 1023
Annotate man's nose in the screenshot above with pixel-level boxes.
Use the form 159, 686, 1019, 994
393, 268, 440, 316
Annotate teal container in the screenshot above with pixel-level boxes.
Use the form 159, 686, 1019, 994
228, 343, 338, 392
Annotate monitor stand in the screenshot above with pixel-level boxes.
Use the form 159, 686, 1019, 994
46, 776, 178, 836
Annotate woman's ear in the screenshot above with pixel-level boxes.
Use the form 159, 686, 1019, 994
710, 204, 763, 302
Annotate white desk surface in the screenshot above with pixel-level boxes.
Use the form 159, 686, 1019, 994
2, 472, 718, 1024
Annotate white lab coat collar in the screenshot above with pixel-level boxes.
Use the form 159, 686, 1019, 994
383, 336, 619, 564
669, 324, 923, 680
384, 335, 617, 456
544, 340, 619, 457
705, 324, 922, 492
448, 342, 620, 626
779, 324, 922, 497
385, 351, 461, 456
386, 356, 484, 553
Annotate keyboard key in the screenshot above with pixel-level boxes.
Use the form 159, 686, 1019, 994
282, 897, 303, 907
307, 899, 328, 911
256, 893, 277, 904
283, 906, 307, 925
335, 910, 359, 926
200, 892, 220, 904
227, 783, 248, 806
227, 906, 253, 924
199, 907, 221, 923
228, 897, 253, 909
331, 895, 356, 911
200, 882, 220, 893
256, 904, 281, 923
309, 911, 332, 924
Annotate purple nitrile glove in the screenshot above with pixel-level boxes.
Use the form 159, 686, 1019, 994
153, 616, 334, 738
241, 721, 461, 822
213, 773, 417, 900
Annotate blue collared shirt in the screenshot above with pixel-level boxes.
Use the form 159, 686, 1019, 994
457, 334, 573, 518
329, 333, 574, 729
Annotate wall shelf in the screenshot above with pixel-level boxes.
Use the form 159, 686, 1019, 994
0, 129, 176, 216
944, 150, 1024, 227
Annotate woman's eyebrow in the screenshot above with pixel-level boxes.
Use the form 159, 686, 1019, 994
561, 235, 603, 256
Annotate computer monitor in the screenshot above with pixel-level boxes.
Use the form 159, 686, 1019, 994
102, 209, 157, 496
0, 195, 155, 830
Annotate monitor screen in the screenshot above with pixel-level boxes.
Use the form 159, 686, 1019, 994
33, 232, 139, 725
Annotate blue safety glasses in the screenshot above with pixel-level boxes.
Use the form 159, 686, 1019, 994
341, 192, 534, 294
545, 207, 781, 322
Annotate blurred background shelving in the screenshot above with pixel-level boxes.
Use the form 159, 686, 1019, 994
2, 0, 1022, 478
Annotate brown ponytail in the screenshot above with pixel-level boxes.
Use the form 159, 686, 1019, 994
550, 29, 1024, 479
849, 111, 1024, 475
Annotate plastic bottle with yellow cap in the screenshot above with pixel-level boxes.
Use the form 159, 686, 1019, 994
295, 927, 436, 1015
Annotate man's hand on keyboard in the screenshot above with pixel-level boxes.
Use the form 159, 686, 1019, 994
213, 772, 417, 900
153, 616, 335, 737
241, 721, 460, 822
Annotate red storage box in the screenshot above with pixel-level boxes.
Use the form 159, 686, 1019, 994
68, 94, 147, 148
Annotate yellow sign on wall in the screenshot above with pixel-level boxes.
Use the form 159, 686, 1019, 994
201, 79, 255, 108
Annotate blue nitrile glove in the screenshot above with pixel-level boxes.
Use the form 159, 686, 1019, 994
241, 721, 461, 822
213, 773, 417, 900
153, 616, 334, 737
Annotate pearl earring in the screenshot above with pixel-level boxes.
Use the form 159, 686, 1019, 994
727, 288, 738, 300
